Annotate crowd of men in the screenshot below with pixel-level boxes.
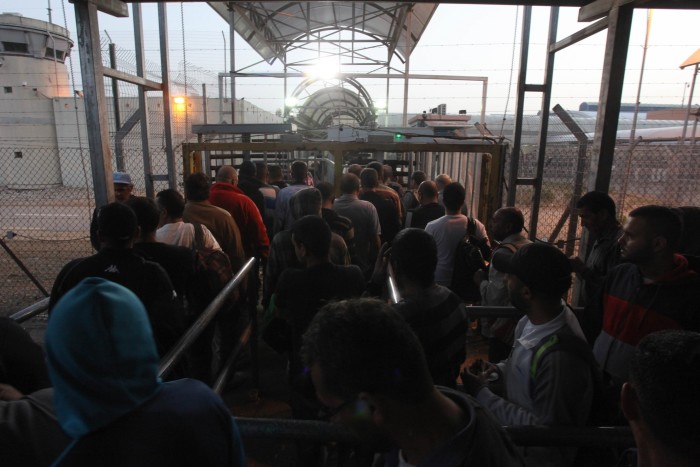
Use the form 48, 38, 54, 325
1, 160, 699, 467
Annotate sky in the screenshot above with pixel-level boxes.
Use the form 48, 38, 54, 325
7, 1, 700, 117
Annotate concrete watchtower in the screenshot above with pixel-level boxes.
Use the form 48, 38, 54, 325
0, 13, 74, 188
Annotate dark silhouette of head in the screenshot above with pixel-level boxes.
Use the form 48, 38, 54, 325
126, 197, 160, 236
156, 189, 185, 219
184, 173, 210, 202
443, 182, 466, 212
340, 173, 360, 195
391, 228, 437, 288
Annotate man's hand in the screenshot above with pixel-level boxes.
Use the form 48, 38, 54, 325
461, 359, 498, 396
0, 383, 23, 401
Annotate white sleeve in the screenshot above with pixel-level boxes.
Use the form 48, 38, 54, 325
475, 219, 489, 243
202, 225, 222, 250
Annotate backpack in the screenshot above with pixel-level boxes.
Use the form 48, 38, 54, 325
529, 332, 614, 427
189, 223, 234, 307
449, 218, 490, 302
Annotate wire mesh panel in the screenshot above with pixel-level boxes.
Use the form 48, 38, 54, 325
0, 146, 94, 314
507, 142, 700, 261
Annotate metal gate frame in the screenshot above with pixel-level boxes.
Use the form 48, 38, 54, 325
182, 140, 508, 224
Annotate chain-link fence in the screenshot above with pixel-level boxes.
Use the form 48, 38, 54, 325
508, 141, 700, 260
1, 146, 93, 314
0, 143, 179, 316
3, 140, 699, 314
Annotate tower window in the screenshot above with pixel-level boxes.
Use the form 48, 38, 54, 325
45, 48, 65, 60
2, 42, 29, 54
3, 87, 11, 94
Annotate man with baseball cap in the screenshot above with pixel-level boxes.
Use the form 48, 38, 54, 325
89, 172, 136, 251
462, 242, 595, 467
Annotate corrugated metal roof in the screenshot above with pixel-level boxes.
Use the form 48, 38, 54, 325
207, 2, 437, 65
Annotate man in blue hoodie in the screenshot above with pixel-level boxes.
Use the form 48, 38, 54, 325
46, 277, 246, 466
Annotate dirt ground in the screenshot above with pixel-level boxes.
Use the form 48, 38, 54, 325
1, 237, 92, 315
1, 186, 94, 346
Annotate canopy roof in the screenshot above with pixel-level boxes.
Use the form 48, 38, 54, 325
208, 1, 437, 65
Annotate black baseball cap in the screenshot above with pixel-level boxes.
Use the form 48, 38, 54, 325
493, 242, 572, 297
97, 202, 138, 242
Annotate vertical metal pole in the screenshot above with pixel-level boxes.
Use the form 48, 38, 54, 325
229, 4, 236, 124
588, 4, 633, 193
681, 64, 698, 141
202, 84, 208, 125
629, 10, 652, 143
481, 78, 487, 129
74, 0, 113, 207
134, 4, 153, 198
222, 30, 227, 99
507, 5, 532, 207
218, 74, 224, 121
385, 63, 391, 127
159, 3, 177, 189
283, 64, 288, 117
108, 45, 120, 132
401, 8, 412, 127
528, 7, 558, 240
109, 43, 125, 172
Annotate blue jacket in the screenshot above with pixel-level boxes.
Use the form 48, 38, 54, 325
46, 277, 246, 466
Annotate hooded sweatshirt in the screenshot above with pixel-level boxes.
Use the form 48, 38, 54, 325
46, 277, 246, 466
592, 255, 700, 386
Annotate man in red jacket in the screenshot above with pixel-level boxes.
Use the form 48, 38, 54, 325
210, 165, 269, 260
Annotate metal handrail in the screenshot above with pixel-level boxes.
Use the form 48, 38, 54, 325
213, 322, 253, 394
236, 417, 634, 448
464, 305, 584, 319
387, 264, 400, 305
158, 257, 256, 379
10, 297, 50, 323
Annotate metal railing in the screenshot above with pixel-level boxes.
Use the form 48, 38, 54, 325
10, 297, 50, 323
465, 305, 583, 319
235, 417, 634, 448
159, 257, 256, 385
10, 258, 257, 395
387, 264, 400, 305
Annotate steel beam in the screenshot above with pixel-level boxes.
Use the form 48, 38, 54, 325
182, 141, 504, 155
134, 3, 154, 198
102, 67, 162, 90
528, 7, 559, 240
74, 0, 113, 208
192, 124, 294, 134
588, 3, 633, 193
550, 17, 608, 53
158, 3, 177, 189
507, 5, 532, 207
229, 3, 236, 124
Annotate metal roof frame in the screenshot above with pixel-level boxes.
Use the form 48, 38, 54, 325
72, 0, 700, 211
207, 2, 438, 65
